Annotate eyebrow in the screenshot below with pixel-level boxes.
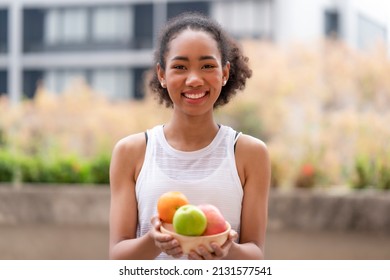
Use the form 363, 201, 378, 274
171, 55, 217, 61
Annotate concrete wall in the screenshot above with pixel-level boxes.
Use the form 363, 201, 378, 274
0, 184, 110, 226
1, 184, 390, 233
268, 189, 390, 233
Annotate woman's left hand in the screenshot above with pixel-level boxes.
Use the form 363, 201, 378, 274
187, 230, 238, 260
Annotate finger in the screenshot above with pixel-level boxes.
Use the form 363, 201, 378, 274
229, 230, 238, 241
155, 232, 174, 243
172, 252, 184, 259
159, 239, 183, 257
197, 246, 214, 260
160, 238, 182, 253
150, 216, 161, 229
188, 251, 202, 260
164, 246, 183, 258
210, 243, 224, 258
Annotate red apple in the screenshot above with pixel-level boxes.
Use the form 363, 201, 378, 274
198, 204, 227, 235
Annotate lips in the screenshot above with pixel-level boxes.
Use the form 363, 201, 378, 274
182, 90, 208, 100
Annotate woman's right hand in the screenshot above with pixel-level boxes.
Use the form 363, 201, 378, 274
150, 216, 183, 258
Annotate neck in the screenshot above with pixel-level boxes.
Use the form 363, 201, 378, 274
163, 115, 220, 151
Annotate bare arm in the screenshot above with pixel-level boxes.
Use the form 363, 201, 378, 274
227, 134, 271, 259
109, 133, 158, 259
109, 133, 182, 259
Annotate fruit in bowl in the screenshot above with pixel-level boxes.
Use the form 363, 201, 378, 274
172, 204, 207, 236
198, 204, 227, 235
156, 192, 231, 254
157, 191, 189, 223
160, 221, 231, 254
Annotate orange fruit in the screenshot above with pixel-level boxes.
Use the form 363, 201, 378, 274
157, 191, 189, 223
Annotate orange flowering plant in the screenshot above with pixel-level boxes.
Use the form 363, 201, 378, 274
294, 163, 318, 189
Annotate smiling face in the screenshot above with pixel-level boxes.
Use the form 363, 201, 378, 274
157, 29, 230, 117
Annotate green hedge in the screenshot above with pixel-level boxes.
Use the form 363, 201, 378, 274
0, 151, 110, 185
0, 151, 14, 182
350, 155, 390, 190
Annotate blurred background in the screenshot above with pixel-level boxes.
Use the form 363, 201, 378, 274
0, 0, 390, 259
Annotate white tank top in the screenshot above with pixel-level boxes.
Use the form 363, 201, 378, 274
135, 124, 243, 259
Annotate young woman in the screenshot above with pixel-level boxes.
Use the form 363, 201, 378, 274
109, 12, 270, 260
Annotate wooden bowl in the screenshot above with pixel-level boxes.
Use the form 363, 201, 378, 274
160, 222, 231, 254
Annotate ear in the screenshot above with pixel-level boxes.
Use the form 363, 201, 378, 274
157, 63, 166, 88
222, 61, 230, 86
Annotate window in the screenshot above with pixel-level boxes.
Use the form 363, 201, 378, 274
134, 4, 153, 49
92, 6, 133, 43
0, 71, 7, 95
23, 9, 45, 52
45, 8, 88, 45
324, 10, 339, 39
44, 6, 135, 50
133, 68, 148, 100
45, 9, 61, 45
63, 9, 88, 43
43, 68, 135, 100
23, 70, 44, 98
0, 9, 7, 53
167, 1, 210, 19
212, 0, 272, 39
91, 68, 132, 100
44, 69, 87, 94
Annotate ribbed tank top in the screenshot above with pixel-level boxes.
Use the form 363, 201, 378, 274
135, 124, 243, 259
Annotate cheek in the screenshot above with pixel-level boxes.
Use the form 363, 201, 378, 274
165, 70, 183, 84
209, 75, 223, 87
166, 76, 183, 91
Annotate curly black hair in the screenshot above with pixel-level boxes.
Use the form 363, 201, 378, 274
148, 12, 252, 108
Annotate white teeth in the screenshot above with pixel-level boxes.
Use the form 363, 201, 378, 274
183, 92, 206, 99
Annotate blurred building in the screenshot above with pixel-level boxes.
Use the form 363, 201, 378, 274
0, 0, 388, 102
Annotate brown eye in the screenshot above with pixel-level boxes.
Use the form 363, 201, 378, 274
173, 65, 186, 70
202, 64, 216, 69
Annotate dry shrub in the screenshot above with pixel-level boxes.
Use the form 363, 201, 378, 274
0, 78, 170, 161
225, 40, 390, 188
1, 40, 389, 188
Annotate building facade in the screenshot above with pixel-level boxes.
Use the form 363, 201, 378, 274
0, 0, 388, 103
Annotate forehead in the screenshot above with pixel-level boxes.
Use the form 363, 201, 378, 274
166, 29, 221, 59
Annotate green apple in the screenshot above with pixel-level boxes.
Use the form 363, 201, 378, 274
173, 205, 207, 236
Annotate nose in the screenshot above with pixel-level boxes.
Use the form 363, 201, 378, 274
185, 71, 203, 87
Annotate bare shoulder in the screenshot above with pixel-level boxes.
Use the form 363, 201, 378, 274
112, 132, 146, 158
235, 134, 270, 187
236, 134, 269, 160
110, 132, 147, 184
